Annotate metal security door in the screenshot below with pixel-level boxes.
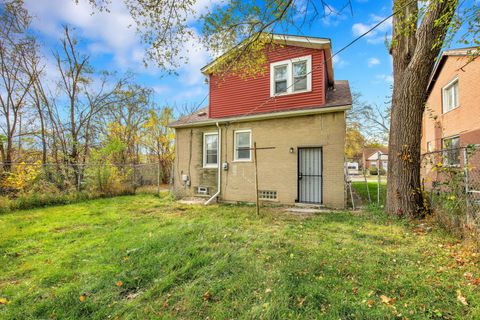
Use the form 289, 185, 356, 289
298, 147, 323, 204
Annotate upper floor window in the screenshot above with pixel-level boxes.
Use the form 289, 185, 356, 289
270, 55, 312, 97
442, 78, 459, 113
203, 132, 218, 168
234, 130, 252, 161
442, 135, 460, 166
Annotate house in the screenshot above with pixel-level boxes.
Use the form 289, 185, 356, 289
362, 147, 388, 171
421, 47, 480, 164
169, 34, 352, 208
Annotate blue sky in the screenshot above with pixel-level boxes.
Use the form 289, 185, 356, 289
24, 0, 397, 114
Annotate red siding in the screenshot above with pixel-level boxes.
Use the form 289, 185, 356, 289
209, 45, 326, 118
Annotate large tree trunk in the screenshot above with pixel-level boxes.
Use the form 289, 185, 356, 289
386, 0, 458, 217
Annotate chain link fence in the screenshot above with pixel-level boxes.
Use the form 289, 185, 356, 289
421, 145, 480, 236
0, 162, 168, 212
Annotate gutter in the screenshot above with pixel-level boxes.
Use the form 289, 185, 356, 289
204, 122, 221, 205
170, 104, 352, 129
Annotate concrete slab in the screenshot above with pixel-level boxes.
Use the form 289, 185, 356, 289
177, 198, 206, 205
284, 208, 332, 214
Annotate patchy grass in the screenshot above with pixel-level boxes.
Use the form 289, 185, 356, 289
352, 181, 387, 205
1, 195, 479, 319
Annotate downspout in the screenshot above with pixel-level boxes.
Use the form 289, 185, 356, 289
205, 122, 221, 205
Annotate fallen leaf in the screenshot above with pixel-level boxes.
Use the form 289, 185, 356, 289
352, 287, 358, 295
456, 290, 468, 306
0, 297, 9, 305
367, 299, 375, 308
380, 295, 393, 305
298, 297, 306, 307
202, 291, 211, 301
79, 294, 86, 302
265, 288, 272, 293
116, 281, 123, 287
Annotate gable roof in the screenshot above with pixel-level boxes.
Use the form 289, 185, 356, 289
169, 80, 352, 128
363, 147, 388, 160
200, 33, 334, 86
427, 47, 479, 94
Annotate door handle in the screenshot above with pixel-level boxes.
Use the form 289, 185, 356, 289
298, 173, 303, 180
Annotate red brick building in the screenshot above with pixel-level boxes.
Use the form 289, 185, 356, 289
421, 48, 480, 156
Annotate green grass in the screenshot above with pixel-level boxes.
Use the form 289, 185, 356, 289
352, 181, 387, 205
1, 195, 479, 319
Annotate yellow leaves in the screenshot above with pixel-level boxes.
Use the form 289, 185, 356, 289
79, 294, 86, 302
0, 297, 9, 305
456, 290, 468, 306
116, 281, 123, 287
0, 161, 42, 193
380, 295, 395, 305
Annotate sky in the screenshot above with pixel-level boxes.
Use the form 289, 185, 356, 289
21, 0, 408, 114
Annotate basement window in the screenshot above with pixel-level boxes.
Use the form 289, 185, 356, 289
270, 55, 312, 96
259, 190, 278, 201
203, 132, 218, 168
442, 135, 460, 166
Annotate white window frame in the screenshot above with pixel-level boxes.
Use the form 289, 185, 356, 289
234, 129, 252, 162
442, 77, 459, 114
270, 55, 312, 97
203, 132, 218, 168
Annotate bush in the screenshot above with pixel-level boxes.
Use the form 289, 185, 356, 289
369, 167, 386, 175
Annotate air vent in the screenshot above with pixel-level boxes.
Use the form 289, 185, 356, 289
259, 190, 277, 201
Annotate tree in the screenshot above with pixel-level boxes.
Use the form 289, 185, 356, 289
386, 0, 460, 217
345, 124, 365, 161
143, 107, 175, 183
0, 0, 35, 170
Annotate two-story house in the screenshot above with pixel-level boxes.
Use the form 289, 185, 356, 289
422, 47, 480, 164
170, 34, 352, 208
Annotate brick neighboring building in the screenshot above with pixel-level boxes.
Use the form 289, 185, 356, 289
170, 34, 352, 208
362, 147, 388, 171
421, 48, 480, 156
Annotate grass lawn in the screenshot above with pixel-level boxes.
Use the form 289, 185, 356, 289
352, 181, 387, 205
1, 195, 479, 319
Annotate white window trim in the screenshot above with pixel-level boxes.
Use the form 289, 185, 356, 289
270, 55, 312, 97
442, 77, 459, 114
233, 129, 252, 162
203, 132, 218, 168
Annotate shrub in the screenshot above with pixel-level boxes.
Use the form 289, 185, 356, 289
369, 167, 386, 176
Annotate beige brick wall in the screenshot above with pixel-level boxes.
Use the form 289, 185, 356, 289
173, 112, 346, 208
422, 56, 480, 152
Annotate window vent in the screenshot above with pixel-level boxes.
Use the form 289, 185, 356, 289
197, 186, 209, 195
259, 190, 277, 201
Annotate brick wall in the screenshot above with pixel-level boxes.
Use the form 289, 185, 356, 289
422, 55, 480, 152
173, 112, 346, 208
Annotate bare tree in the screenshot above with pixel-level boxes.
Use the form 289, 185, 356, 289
0, 0, 35, 170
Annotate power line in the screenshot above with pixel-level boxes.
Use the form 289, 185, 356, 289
189, 0, 415, 119
238, 0, 416, 118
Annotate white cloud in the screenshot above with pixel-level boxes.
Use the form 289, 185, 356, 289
352, 14, 392, 44
320, 5, 348, 27
367, 57, 381, 67
332, 54, 348, 69
375, 74, 393, 83
25, 0, 142, 70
